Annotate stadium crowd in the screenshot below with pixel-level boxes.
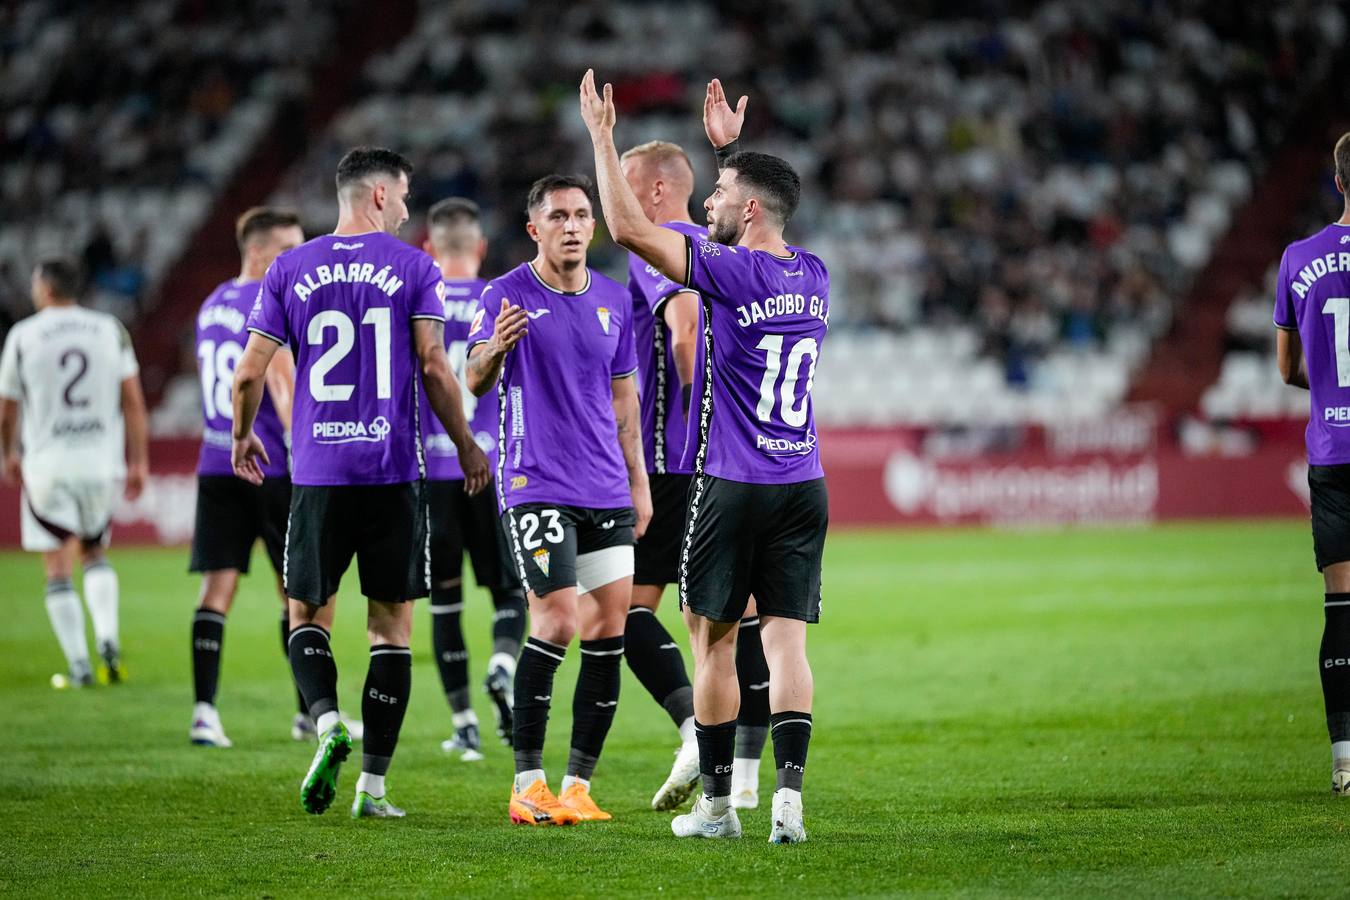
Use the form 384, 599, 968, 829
0, 0, 350, 329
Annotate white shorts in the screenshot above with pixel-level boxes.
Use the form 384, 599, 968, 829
21, 477, 118, 552
576, 545, 635, 595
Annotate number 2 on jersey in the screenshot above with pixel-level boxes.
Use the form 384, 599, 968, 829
756, 334, 819, 427
308, 307, 391, 402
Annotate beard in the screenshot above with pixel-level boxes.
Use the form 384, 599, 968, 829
708, 216, 742, 246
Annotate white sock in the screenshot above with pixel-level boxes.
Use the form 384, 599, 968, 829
452, 708, 479, 728
45, 584, 90, 674
732, 757, 760, 792
315, 711, 340, 736
774, 787, 803, 807
83, 563, 119, 651
193, 701, 215, 720
1333, 741, 1350, 766
356, 772, 385, 798
678, 716, 696, 744
514, 768, 546, 793
488, 651, 517, 677
706, 792, 731, 815
560, 774, 588, 793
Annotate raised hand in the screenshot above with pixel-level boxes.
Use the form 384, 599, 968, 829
579, 68, 616, 140
703, 77, 747, 148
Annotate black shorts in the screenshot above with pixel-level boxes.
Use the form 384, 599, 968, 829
1310, 463, 1350, 571
189, 475, 291, 576
635, 473, 692, 586
679, 476, 828, 623
502, 503, 636, 597
427, 478, 520, 590
284, 482, 429, 605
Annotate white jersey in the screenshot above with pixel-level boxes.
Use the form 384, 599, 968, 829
0, 306, 139, 481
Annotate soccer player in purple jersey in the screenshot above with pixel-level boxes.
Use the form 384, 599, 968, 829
620, 137, 773, 813
187, 207, 310, 748
583, 72, 828, 843
465, 174, 651, 826
1275, 131, 1350, 795
418, 198, 527, 760
232, 147, 489, 819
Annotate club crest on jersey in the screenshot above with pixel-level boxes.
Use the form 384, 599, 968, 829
596, 307, 611, 334
533, 548, 551, 577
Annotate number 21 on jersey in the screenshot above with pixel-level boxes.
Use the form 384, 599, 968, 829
308, 307, 391, 401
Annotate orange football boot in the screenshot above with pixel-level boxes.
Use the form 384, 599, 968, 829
559, 782, 612, 822
509, 779, 581, 826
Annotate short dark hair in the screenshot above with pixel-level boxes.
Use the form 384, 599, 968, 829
526, 174, 594, 214
335, 147, 413, 191
723, 151, 801, 226
1337, 133, 1350, 192
427, 197, 481, 230
235, 206, 302, 249
34, 256, 82, 300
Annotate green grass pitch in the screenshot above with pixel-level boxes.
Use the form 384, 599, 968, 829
3, 520, 1349, 897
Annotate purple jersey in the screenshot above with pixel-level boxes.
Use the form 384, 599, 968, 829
467, 263, 638, 512
195, 279, 288, 478
420, 277, 497, 481
247, 232, 445, 486
630, 222, 707, 475
1275, 223, 1350, 465
681, 236, 828, 483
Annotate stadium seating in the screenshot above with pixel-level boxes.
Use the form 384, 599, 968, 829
262, 1, 1342, 426
0, 0, 350, 325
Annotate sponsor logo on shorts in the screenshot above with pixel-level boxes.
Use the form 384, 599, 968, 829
755, 432, 817, 455
600, 519, 615, 529
533, 548, 550, 577
313, 416, 392, 444
596, 307, 611, 334
511, 475, 528, 490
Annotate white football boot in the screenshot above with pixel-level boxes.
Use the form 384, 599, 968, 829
671, 795, 742, 839
189, 703, 233, 748
652, 740, 701, 811
768, 788, 807, 844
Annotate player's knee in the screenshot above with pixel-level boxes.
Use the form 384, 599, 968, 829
530, 608, 575, 646
630, 584, 663, 611
198, 572, 238, 613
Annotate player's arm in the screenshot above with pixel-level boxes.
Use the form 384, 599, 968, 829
1277, 326, 1309, 390
580, 70, 688, 284
415, 318, 490, 496
465, 302, 527, 396
662, 291, 699, 415
612, 374, 651, 539
119, 374, 149, 500
231, 333, 280, 485
0, 397, 18, 486
0, 336, 20, 485
264, 347, 296, 432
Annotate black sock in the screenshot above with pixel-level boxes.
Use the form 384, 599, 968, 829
287, 624, 338, 720
430, 585, 470, 712
1323, 595, 1350, 744
624, 607, 693, 727
362, 645, 412, 776
280, 611, 307, 715
513, 636, 565, 772
770, 711, 812, 792
568, 635, 624, 780
191, 608, 226, 705
490, 588, 527, 657
735, 615, 770, 758
696, 719, 737, 799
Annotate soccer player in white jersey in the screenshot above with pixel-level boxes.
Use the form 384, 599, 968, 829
0, 257, 149, 688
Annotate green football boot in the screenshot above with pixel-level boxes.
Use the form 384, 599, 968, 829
299, 721, 352, 815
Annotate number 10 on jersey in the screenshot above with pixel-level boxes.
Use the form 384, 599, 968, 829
756, 334, 819, 427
